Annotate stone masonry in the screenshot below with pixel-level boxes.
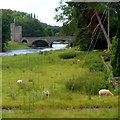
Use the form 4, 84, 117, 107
10, 23, 22, 42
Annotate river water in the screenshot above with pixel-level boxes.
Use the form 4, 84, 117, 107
0, 43, 68, 57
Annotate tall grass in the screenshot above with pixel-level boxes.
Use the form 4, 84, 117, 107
65, 71, 113, 95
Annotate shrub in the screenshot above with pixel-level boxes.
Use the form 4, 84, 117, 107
111, 36, 120, 77
89, 61, 104, 72
65, 72, 112, 95
83, 56, 105, 72
59, 52, 77, 59
7, 87, 19, 100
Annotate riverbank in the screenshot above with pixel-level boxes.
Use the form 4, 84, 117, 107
2, 47, 119, 118
6, 41, 30, 50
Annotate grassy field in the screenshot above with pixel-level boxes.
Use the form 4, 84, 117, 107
2, 47, 119, 118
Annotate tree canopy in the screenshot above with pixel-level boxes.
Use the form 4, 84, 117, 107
110, 4, 120, 77
55, 2, 119, 50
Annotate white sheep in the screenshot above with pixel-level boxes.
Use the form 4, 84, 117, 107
99, 89, 113, 96
43, 89, 50, 97
17, 80, 23, 85
77, 59, 80, 62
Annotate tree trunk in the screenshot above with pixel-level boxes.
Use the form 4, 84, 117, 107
95, 10, 111, 50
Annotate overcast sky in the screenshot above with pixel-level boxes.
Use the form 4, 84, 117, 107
0, 0, 65, 26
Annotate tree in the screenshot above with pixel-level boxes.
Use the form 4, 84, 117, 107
51, 26, 61, 36
111, 36, 120, 77
110, 4, 120, 77
1, 9, 14, 51
55, 2, 119, 50
45, 26, 53, 36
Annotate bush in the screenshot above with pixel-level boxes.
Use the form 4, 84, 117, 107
73, 26, 92, 51
111, 36, 120, 77
89, 61, 104, 72
65, 71, 112, 95
59, 52, 77, 59
82, 53, 105, 72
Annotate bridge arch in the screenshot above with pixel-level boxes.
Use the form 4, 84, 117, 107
22, 40, 28, 43
51, 39, 73, 47
32, 40, 49, 47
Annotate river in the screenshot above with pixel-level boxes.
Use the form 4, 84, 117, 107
0, 43, 68, 57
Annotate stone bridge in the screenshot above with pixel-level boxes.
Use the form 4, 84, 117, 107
10, 23, 74, 47
21, 36, 74, 47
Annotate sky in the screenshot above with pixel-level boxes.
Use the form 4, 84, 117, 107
0, 0, 66, 26
1, 0, 117, 26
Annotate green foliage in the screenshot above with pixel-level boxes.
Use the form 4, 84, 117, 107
66, 71, 112, 95
55, 2, 119, 50
51, 26, 61, 36
89, 61, 104, 72
82, 51, 105, 72
6, 41, 29, 50
74, 26, 92, 51
110, 7, 120, 77
111, 36, 120, 77
1, 9, 14, 51
59, 52, 77, 59
7, 87, 19, 100
17, 17, 46, 37
45, 26, 53, 36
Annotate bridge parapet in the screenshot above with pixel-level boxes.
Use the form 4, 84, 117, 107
21, 36, 74, 47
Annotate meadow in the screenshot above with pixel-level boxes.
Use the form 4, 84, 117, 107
2, 47, 119, 118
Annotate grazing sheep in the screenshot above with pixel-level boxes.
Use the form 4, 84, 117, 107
73, 59, 80, 64
17, 80, 23, 85
43, 89, 50, 97
99, 89, 113, 96
77, 59, 80, 62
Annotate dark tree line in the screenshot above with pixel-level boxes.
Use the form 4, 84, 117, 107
55, 2, 119, 50
1, 9, 14, 52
